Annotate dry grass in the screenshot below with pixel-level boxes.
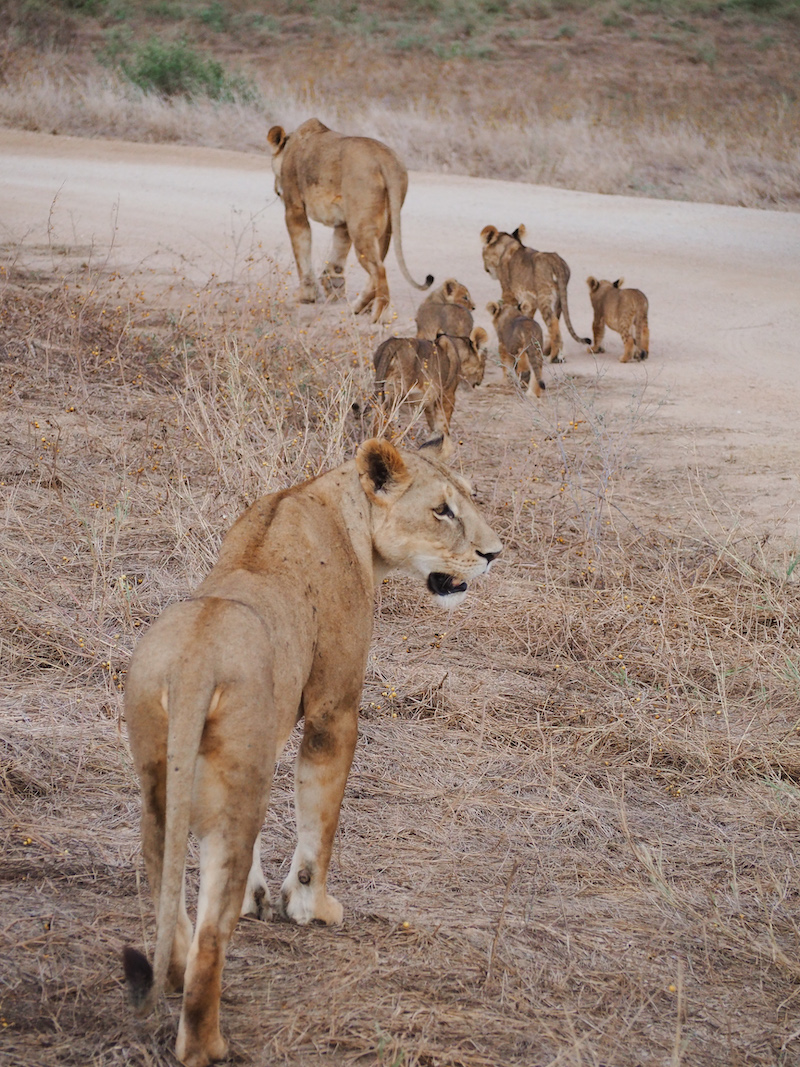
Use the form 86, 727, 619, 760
1, 4, 799, 209
1, 244, 800, 1067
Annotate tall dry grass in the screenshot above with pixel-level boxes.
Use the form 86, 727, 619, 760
1, 244, 799, 1065
1, 36, 799, 209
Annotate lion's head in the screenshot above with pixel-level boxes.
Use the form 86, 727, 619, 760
480, 224, 525, 278
356, 437, 501, 608
438, 278, 475, 311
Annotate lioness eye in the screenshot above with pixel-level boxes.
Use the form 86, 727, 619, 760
433, 502, 454, 519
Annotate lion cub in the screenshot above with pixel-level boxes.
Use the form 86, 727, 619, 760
586, 277, 650, 363
373, 327, 488, 435
486, 294, 546, 398
415, 278, 475, 341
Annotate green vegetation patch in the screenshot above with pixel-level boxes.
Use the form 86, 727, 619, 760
118, 36, 256, 99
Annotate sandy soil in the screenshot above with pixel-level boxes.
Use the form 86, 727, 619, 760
2, 127, 799, 545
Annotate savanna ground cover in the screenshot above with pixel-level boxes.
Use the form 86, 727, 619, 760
1, 230, 799, 1066
0, 0, 799, 209
1, 2, 800, 1065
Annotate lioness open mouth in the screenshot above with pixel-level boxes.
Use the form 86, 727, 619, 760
427, 572, 468, 597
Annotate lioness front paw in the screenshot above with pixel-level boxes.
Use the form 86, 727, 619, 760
280, 878, 343, 926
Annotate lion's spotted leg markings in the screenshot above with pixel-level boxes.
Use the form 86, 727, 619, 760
280, 708, 358, 926
240, 834, 271, 921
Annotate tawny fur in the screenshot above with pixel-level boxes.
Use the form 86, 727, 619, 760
373, 327, 488, 435
487, 294, 546, 398
267, 118, 433, 323
415, 278, 475, 341
480, 223, 590, 361
123, 438, 501, 1067
586, 276, 650, 363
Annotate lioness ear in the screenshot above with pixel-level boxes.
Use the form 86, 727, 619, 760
357, 439, 410, 502
419, 433, 454, 461
480, 225, 499, 247
267, 125, 287, 154
614, 277, 624, 289
587, 276, 599, 292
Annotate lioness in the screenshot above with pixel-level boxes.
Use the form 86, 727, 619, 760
586, 276, 650, 363
373, 328, 488, 435
122, 437, 501, 1067
487, 293, 546, 398
267, 118, 433, 323
480, 223, 590, 362
415, 278, 475, 341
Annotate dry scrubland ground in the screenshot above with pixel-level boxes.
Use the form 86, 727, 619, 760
0, 0, 799, 209
1, 239, 800, 1066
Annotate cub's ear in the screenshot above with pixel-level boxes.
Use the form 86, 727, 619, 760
470, 326, 488, 350
586, 276, 599, 292
519, 294, 536, 317
443, 278, 457, 297
267, 126, 288, 154
613, 278, 624, 289
357, 439, 410, 502
513, 223, 526, 240
419, 433, 454, 461
486, 300, 500, 317
480, 225, 499, 247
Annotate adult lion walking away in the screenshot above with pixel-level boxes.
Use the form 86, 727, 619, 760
122, 437, 500, 1067
268, 118, 433, 323
480, 223, 590, 362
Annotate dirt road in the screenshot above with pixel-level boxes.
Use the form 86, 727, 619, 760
2, 128, 798, 542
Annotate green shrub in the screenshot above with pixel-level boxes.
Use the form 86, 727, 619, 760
120, 37, 255, 100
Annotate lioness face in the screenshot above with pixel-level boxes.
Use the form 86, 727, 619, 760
358, 439, 501, 609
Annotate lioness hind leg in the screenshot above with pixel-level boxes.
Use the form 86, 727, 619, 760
176, 831, 256, 1067
285, 205, 318, 304
320, 223, 351, 301
136, 747, 192, 993
176, 762, 271, 1065
280, 707, 359, 926
352, 236, 389, 323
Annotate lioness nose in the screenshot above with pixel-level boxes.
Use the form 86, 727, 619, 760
478, 549, 500, 564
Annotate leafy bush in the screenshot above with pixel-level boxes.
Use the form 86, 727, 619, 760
120, 37, 255, 100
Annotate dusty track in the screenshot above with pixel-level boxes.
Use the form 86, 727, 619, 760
2, 126, 798, 537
